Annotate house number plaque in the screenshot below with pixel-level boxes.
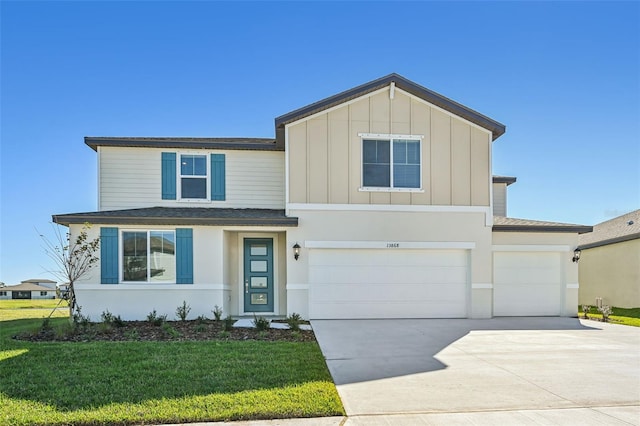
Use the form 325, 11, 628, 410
386, 243, 400, 248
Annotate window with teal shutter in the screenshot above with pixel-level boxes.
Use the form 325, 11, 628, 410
176, 228, 193, 284
101, 227, 119, 284
210, 154, 226, 201
161, 152, 177, 200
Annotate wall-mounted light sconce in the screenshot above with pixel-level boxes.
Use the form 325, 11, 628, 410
572, 248, 581, 263
293, 243, 301, 261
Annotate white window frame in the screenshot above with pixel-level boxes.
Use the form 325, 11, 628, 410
120, 229, 177, 284
177, 152, 210, 201
359, 133, 424, 192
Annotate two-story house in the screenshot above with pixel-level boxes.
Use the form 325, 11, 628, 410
53, 74, 592, 321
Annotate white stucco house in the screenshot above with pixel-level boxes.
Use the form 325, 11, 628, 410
53, 74, 591, 320
0, 282, 56, 300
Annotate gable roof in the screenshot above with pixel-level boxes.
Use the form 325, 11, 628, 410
21, 278, 56, 284
53, 207, 298, 227
578, 209, 640, 249
493, 216, 593, 234
5, 282, 55, 292
275, 73, 506, 141
85, 137, 281, 152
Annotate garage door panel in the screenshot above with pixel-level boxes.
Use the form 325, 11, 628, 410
310, 265, 468, 285
309, 249, 468, 319
493, 252, 563, 316
311, 300, 466, 319
310, 282, 467, 303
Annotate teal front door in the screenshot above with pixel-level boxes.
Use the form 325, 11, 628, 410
244, 238, 274, 313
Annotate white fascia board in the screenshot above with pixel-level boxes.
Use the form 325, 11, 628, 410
492, 245, 572, 252
288, 203, 490, 214
288, 203, 492, 226
78, 284, 231, 290
472, 283, 493, 289
304, 241, 476, 250
284, 125, 290, 216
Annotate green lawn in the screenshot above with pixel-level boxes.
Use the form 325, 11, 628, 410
0, 299, 69, 321
578, 306, 640, 327
0, 307, 344, 425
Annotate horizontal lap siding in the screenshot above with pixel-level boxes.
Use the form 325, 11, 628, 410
100, 147, 284, 210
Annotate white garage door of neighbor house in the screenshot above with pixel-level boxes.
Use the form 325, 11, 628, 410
493, 252, 563, 316
308, 249, 469, 319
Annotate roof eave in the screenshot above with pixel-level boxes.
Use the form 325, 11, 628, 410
493, 225, 594, 234
579, 232, 640, 250
52, 214, 298, 227
84, 137, 282, 152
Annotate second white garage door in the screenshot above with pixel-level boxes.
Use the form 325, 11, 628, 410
493, 251, 563, 316
308, 249, 469, 319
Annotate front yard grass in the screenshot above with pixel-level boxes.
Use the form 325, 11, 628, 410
0, 299, 69, 321
0, 314, 344, 425
578, 306, 640, 327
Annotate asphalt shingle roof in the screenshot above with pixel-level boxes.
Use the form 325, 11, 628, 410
52, 207, 298, 227
4, 283, 55, 292
578, 209, 640, 249
493, 216, 593, 234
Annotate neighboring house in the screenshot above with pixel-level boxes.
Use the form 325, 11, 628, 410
52, 73, 591, 320
20, 278, 57, 290
578, 210, 640, 308
0, 282, 56, 300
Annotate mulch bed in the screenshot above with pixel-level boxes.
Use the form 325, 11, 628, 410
15, 320, 316, 343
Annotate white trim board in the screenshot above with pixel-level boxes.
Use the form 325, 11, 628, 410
304, 241, 476, 250
492, 245, 571, 252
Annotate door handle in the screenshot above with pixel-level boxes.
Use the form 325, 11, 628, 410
245, 281, 249, 294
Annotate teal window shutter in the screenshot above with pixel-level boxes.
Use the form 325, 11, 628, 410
210, 154, 226, 201
100, 227, 119, 284
176, 228, 193, 284
162, 152, 177, 200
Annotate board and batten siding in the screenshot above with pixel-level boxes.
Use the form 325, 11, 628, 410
99, 147, 284, 210
287, 87, 492, 206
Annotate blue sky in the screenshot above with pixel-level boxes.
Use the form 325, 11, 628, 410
1, 1, 638, 285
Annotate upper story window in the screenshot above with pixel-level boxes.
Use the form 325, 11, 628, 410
161, 152, 225, 201
360, 134, 422, 191
180, 154, 208, 199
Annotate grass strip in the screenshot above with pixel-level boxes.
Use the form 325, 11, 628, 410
0, 317, 344, 425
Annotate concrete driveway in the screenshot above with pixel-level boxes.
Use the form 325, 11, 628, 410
312, 318, 640, 424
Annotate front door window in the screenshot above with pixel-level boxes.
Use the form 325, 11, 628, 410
244, 238, 274, 312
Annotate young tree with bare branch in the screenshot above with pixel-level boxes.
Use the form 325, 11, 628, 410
40, 223, 100, 318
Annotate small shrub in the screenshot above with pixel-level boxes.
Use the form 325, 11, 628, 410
112, 315, 125, 327
212, 305, 223, 321
196, 314, 208, 323
146, 310, 166, 326
124, 329, 139, 340
162, 323, 181, 338
581, 305, 591, 319
286, 313, 303, 331
176, 300, 191, 322
72, 307, 91, 328
223, 315, 236, 331
195, 324, 207, 333
252, 314, 271, 331
101, 310, 115, 324
599, 305, 613, 322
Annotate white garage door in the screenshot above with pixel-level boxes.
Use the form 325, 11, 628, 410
493, 252, 563, 316
309, 249, 469, 319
